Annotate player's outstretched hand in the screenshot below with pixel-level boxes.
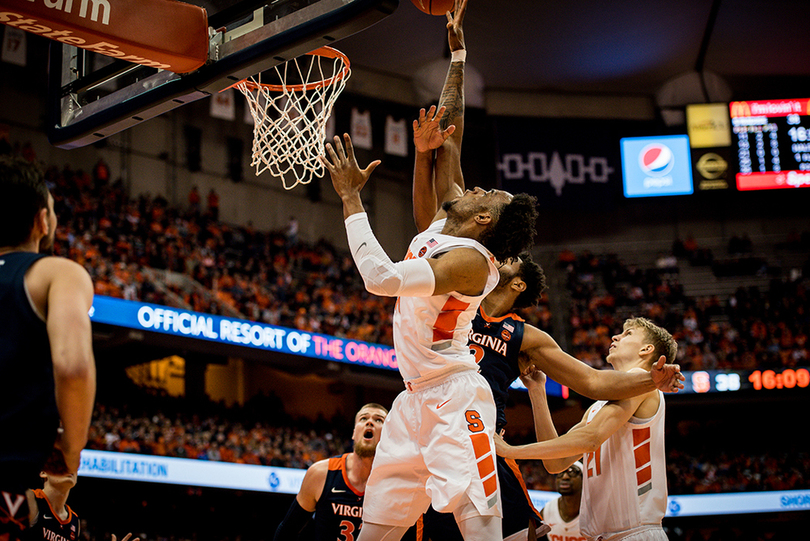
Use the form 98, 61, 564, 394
519, 363, 547, 392
413, 105, 456, 153
112, 534, 140, 541
320, 134, 380, 199
493, 432, 516, 459
651, 355, 684, 393
446, 0, 468, 52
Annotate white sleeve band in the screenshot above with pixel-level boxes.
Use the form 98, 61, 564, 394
345, 213, 435, 297
451, 49, 467, 63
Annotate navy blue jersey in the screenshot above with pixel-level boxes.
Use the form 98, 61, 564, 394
0, 252, 58, 487
313, 453, 364, 541
25, 489, 80, 541
469, 306, 525, 432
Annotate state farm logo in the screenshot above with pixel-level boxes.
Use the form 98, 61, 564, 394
638, 143, 674, 177
40, 0, 111, 26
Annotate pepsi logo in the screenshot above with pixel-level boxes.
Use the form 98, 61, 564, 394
638, 143, 674, 177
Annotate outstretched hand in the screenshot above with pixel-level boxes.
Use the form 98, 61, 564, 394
319, 134, 380, 200
493, 432, 515, 458
650, 355, 685, 393
413, 105, 456, 153
446, 0, 468, 52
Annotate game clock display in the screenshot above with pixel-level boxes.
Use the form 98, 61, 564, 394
730, 98, 810, 191
681, 368, 810, 394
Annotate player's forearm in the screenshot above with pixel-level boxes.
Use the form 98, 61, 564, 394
54, 356, 96, 465
502, 428, 598, 462
581, 369, 656, 400
413, 150, 437, 231
439, 61, 465, 135
528, 343, 656, 401
527, 386, 558, 443
435, 61, 465, 200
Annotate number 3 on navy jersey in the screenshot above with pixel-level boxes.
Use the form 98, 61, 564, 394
338, 519, 356, 541
470, 344, 484, 364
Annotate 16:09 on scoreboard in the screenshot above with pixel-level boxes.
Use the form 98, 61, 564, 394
682, 367, 810, 394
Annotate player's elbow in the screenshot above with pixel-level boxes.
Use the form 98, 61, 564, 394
543, 460, 570, 475
362, 275, 401, 297
580, 429, 606, 453
52, 349, 95, 382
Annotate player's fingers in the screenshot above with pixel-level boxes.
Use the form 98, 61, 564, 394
335, 134, 349, 161
456, 0, 467, 23
443, 125, 456, 139
318, 155, 336, 174
363, 160, 382, 177
324, 142, 338, 164
342, 133, 355, 162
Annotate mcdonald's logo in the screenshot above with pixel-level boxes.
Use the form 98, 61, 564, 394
730, 101, 752, 118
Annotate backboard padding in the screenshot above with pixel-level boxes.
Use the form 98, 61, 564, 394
47, 0, 398, 149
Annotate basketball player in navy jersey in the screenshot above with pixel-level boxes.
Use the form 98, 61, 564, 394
25, 448, 140, 541
1, 156, 96, 541
274, 403, 388, 540
411, 2, 682, 538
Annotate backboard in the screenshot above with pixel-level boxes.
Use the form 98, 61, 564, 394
46, 0, 398, 149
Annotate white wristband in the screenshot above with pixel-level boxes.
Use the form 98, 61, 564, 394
451, 49, 466, 63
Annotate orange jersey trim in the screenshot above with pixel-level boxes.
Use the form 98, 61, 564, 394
477, 306, 525, 323
328, 454, 364, 497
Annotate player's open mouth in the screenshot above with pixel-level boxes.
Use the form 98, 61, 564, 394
364, 429, 374, 439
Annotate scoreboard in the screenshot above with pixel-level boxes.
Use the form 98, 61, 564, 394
730, 98, 810, 191
679, 368, 810, 395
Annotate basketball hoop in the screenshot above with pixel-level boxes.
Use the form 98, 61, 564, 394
235, 46, 351, 190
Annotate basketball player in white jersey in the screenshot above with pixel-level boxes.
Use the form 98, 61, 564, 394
319, 119, 537, 539
496, 317, 675, 541
541, 462, 586, 541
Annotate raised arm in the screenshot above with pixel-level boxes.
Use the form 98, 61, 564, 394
413, 106, 454, 232
520, 325, 683, 399
411, 0, 469, 231
322, 134, 488, 298
434, 0, 468, 205
518, 364, 558, 442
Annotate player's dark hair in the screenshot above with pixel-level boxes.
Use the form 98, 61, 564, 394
513, 252, 547, 309
480, 193, 538, 262
0, 156, 49, 247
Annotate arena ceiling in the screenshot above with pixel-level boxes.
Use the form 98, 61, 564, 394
329, 0, 810, 102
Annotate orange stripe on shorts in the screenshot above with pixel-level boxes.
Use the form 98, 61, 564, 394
477, 455, 495, 479
482, 473, 498, 497
470, 433, 491, 459
636, 464, 652, 486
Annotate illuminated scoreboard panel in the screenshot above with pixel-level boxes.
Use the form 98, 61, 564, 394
679, 368, 810, 394
730, 98, 810, 190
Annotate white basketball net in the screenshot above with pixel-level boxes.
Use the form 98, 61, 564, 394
236, 47, 350, 190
